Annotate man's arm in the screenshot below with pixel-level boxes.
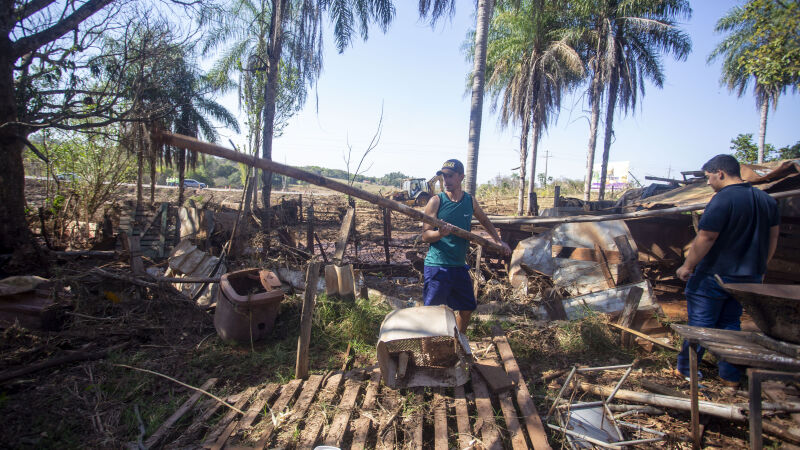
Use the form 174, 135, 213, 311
676, 230, 719, 281
421, 195, 453, 243
767, 225, 779, 264
472, 196, 512, 256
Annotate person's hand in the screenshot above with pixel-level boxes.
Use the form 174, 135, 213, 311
676, 264, 693, 282
438, 223, 453, 237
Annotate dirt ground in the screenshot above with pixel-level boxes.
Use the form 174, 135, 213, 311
0, 181, 796, 448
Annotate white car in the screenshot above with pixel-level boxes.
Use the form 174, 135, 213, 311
183, 179, 207, 189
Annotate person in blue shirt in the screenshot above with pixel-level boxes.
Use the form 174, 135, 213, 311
676, 154, 780, 386
421, 159, 511, 333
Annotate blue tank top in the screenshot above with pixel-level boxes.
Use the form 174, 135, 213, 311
424, 192, 473, 267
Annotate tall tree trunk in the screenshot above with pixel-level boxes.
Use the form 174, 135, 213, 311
261, 0, 288, 231
516, 114, 529, 216
583, 72, 603, 202
149, 154, 156, 205
465, 0, 495, 196
136, 148, 144, 209
528, 122, 541, 214
177, 148, 186, 207
599, 63, 619, 201
0, 138, 29, 253
0, 49, 31, 253
517, 64, 536, 216
758, 95, 768, 164
243, 170, 254, 215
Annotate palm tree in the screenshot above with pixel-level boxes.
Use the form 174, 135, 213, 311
166, 61, 240, 208
484, 0, 583, 214
596, 0, 691, 199
709, 1, 797, 164
108, 20, 239, 209
201, 0, 307, 212
571, 0, 690, 201
464, 0, 496, 196
203, 0, 396, 225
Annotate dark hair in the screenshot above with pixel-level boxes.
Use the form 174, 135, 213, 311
702, 154, 741, 177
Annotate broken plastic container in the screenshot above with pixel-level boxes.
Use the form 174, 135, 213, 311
214, 268, 283, 345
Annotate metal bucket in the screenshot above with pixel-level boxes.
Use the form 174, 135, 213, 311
214, 269, 283, 345
717, 276, 800, 344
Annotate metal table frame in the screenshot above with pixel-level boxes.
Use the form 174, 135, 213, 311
673, 324, 800, 450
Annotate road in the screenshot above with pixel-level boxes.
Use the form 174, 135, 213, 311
24, 176, 339, 195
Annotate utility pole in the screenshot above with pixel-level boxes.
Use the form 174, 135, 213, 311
542, 149, 551, 187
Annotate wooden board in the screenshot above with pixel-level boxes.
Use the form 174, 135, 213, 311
376, 388, 400, 450
474, 358, 514, 394
144, 378, 217, 448
492, 325, 551, 450
350, 370, 381, 450
498, 390, 529, 450
271, 374, 324, 448
210, 383, 280, 450
296, 372, 344, 449
403, 387, 424, 449
201, 386, 256, 447
169, 393, 240, 447
672, 324, 800, 371
453, 385, 472, 450
433, 389, 448, 450
322, 379, 362, 447
144, 337, 547, 449
472, 369, 503, 450
250, 379, 303, 448
333, 206, 355, 263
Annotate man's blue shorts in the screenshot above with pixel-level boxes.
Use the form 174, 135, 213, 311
423, 265, 477, 311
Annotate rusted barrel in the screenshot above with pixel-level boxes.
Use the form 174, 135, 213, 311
214, 269, 283, 345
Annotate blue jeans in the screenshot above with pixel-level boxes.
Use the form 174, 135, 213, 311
677, 273, 762, 382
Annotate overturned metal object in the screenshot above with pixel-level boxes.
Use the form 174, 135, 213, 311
377, 306, 472, 389
716, 276, 800, 345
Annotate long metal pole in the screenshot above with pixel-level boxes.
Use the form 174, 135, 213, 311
154, 130, 506, 254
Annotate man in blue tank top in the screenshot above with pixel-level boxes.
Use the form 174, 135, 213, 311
421, 159, 511, 333
675, 154, 780, 386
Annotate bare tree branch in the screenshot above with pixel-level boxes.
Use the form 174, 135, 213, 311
12, 0, 115, 58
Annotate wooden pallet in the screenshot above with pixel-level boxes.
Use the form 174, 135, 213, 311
151, 329, 550, 449
117, 202, 175, 258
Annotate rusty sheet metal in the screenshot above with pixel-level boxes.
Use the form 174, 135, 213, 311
719, 280, 800, 344
166, 239, 226, 307
635, 160, 800, 209
551, 221, 634, 296
508, 230, 555, 288
561, 281, 655, 320
508, 221, 645, 297
625, 215, 693, 262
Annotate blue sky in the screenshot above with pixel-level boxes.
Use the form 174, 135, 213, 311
216, 1, 800, 185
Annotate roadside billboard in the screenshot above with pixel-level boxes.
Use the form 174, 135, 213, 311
592, 161, 629, 191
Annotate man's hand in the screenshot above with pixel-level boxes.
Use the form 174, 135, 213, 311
676, 264, 693, 282
438, 223, 453, 237
498, 240, 512, 257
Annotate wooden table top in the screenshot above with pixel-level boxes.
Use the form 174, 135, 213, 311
671, 324, 800, 372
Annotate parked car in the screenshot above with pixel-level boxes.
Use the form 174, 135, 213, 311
56, 173, 79, 182
183, 178, 207, 189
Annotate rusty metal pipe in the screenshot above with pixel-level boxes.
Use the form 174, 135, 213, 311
154, 130, 505, 254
